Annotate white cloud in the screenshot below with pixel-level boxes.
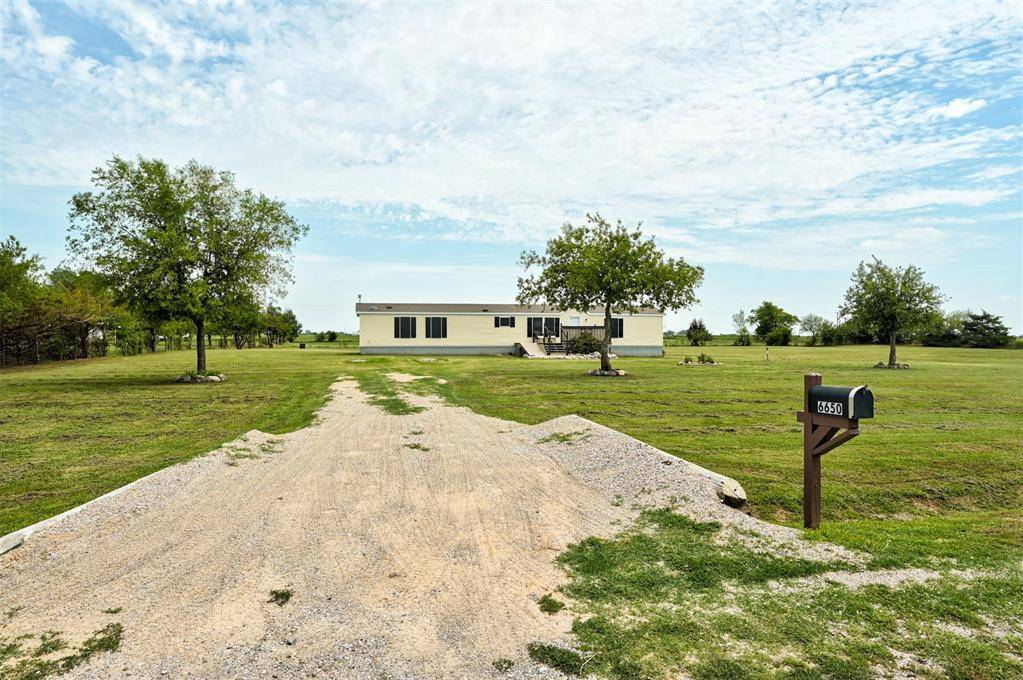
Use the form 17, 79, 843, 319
927, 97, 988, 119
1, 0, 1020, 258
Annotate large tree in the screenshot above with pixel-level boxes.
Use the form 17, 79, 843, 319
517, 213, 703, 372
839, 257, 943, 367
751, 301, 797, 341
68, 156, 307, 373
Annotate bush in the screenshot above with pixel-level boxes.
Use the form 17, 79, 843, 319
765, 327, 792, 346
698, 353, 714, 364
733, 330, 752, 346
686, 318, 712, 346
566, 332, 602, 354
327, 330, 338, 342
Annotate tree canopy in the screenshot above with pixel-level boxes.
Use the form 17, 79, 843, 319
686, 318, 712, 346
517, 213, 703, 371
751, 301, 797, 340
68, 156, 308, 372
839, 257, 944, 366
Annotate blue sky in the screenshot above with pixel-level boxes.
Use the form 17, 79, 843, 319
1, 0, 1020, 334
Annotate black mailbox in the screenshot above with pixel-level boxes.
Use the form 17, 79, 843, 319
809, 385, 873, 419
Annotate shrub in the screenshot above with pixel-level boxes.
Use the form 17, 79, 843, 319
697, 353, 714, 364
686, 318, 712, 346
765, 327, 792, 346
327, 330, 338, 342
733, 330, 752, 346
566, 332, 602, 354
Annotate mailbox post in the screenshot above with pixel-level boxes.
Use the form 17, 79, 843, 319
795, 373, 873, 529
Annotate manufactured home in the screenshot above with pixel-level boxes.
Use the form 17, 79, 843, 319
356, 303, 663, 356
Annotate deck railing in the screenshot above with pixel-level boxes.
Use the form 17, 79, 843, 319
560, 325, 607, 343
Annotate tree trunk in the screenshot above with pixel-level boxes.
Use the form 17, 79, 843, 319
148, 327, 157, 353
600, 303, 613, 372
234, 333, 243, 350
888, 330, 897, 368
195, 318, 207, 372
80, 326, 90, 359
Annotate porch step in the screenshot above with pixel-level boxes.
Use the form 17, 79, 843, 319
543, 343, 566, 355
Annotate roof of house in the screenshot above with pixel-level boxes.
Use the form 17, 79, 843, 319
355, 302, 662, 315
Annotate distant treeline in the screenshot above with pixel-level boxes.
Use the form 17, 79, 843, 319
669, 303, 1015, 349
1, 236, 302, 368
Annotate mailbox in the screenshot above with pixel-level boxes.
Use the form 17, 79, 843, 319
809, 385, 873, 419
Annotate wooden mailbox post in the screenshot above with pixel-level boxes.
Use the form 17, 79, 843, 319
796, 373, 874, 529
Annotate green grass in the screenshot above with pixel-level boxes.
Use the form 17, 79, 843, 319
352, 345, 1022, 567
0, 623, 123, 680
557, 513, 1022, 678
0, 348, 355, 536
538, 594, 566, 614
2, 343, 1020, 678
268, 588, 293, 606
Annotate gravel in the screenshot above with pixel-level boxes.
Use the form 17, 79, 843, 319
521, 415, 863, 565
1, 376, 868, 679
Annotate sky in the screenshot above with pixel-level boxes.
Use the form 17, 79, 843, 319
1, 0, 1021, 334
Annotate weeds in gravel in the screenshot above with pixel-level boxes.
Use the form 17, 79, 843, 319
538, 430, 591, 445
351, 373, 425, 416
527, 643, 585, 676
538, 594, 565, 614
3, 607, 21, 621
491, 657, 514, 672
0, 623, 123, 679
101, 608, 121, 615
407, 430, 424, 436
225, 450, 259, 466
268, 589, 293, 606
403, 443, 430, 452
258, 439, 283, 455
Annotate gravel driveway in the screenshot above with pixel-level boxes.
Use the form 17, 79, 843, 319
0, 376, 853, 679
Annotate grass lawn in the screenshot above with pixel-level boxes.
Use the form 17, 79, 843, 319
2, 343, 1020, 678
0, 347, 352, 536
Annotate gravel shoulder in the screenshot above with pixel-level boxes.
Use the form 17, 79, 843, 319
1, 374, 856, 678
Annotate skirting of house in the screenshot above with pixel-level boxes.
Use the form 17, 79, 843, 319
359, 345, 663, 357
361, 345, 518, 355
611, 345, 664, 357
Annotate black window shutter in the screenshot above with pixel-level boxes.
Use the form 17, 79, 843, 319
426, 318, 433, 338
411, 317, 417, 338
442, 317, 447, 338
509, 316, 515, 327
394, 317, 400, 338
494, 316, 500, 328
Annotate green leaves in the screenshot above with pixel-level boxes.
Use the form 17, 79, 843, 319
518, 213, 703, 314
840, 257, 944, 340
66, 156, 308, 371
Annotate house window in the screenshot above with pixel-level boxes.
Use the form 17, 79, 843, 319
426, 317, 447, 338
393, 316, 416, 339
493, 316, 516, 328
611, 318, 624, 339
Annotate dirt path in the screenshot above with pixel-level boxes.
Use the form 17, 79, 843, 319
1, 375, 857, 679
0, 380, 635, 678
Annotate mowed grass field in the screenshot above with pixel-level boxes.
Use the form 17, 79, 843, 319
3, 343, 1019, 560
2, 344, 1021, 678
